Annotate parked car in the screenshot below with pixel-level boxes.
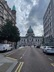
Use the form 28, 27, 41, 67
36, 45, 40, 48
0, 44, 13, 52
43, 46, 54, 54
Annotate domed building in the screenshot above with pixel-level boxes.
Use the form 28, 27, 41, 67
26, 26, 34, 37
17, 26, 43, 47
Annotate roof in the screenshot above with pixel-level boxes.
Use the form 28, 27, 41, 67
27, 26, 33, 33
12, 5, 16, 10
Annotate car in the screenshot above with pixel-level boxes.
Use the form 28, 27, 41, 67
36, 45, 40, 48
43, 46, 54, 54
0, 44, 13, 52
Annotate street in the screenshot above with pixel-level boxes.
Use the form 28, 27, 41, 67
0, 0, 54, 72
4, 46, 54, 72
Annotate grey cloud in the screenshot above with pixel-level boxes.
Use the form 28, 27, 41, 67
24, 0, 33, 4
6, 0, 50, 36
6, 0, 14, 8
26, 5, 39, 28
28, 5, 37, 19
26, 20, 37, 28
25, 0, 50, 36
29, 0, 50, 20
27, 0, 50, 27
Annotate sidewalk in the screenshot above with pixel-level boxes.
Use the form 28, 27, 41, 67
0, 54, 18, 72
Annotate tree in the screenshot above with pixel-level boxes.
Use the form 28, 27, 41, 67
0, 30, 2, 42
0, 28, 4, 42
1, 19, 20, 43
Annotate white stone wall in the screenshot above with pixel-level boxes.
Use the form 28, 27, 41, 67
17, 37, 42, 47
43, 0, 54, 38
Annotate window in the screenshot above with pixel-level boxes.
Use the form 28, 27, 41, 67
0, 6, 3, 13
32, 39, 33, 41
50, 22, 51, 26
4, 4, 7, 9
36, 39, 37, 41
38, 39, 39, 42
4, 15, 7, 20
0, 12, 3, 16
9, 16, 11, 20
4, 10, 7, 14
0, 20, 2, 24
24, 39, 25, 42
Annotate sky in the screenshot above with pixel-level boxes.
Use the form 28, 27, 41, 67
6, 0, 50, 36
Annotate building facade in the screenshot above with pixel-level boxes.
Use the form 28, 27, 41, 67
0, 0, 16, 29
43, 0, 54, 44
17, 26, 43, 47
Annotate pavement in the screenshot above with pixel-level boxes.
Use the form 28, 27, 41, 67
0, 47, 25, 72
0, 52, 18, 72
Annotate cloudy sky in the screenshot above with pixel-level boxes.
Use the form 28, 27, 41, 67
6, 0, 50, 36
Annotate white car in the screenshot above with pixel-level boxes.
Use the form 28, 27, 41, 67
43, 46, 54, 54
0, 44, 13, 52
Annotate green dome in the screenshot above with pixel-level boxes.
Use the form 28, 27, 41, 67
27, 26, 33, 33
12, 5, 16, 10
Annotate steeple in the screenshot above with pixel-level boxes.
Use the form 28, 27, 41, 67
12, 5, 16, 25
12, 5, 16, 11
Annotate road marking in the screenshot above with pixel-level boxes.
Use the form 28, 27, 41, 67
22, 49, 27, 57
6, 57, 17, 61
5, 52, 15, 57
51, 63, 54, 67
22, 54, 24, 56
5, 50, 17, 57
20, 49, 27, 60
6, 54, 12, 57
15, 62, 22, 72
48, 58, 53, 61
18, 62, 24, 72
20, 57, 22, 59
5, 49, 20, 57
15, 62, 24, 72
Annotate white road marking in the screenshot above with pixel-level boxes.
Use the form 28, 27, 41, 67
22, 49, 27, 57
5, 48, 24, 57
5, 50, 18, 57
6, 57, 17, 61
20, 49, 27, 59
20, 57, 22, 59
51, 63, 54, 67
48, 58, 53, 61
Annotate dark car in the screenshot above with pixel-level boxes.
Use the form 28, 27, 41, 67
36, 45, 40, 48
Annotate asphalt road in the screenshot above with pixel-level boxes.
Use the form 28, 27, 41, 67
6, 46, 54, 72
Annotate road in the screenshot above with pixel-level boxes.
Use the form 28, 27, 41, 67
5, 46, 54, 72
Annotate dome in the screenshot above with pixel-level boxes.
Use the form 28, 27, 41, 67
27, 26, 33, 33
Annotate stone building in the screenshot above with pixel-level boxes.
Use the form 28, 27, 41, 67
17, 26, 43, 47
0, 0, 16, 29
43, 0, 54, 45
